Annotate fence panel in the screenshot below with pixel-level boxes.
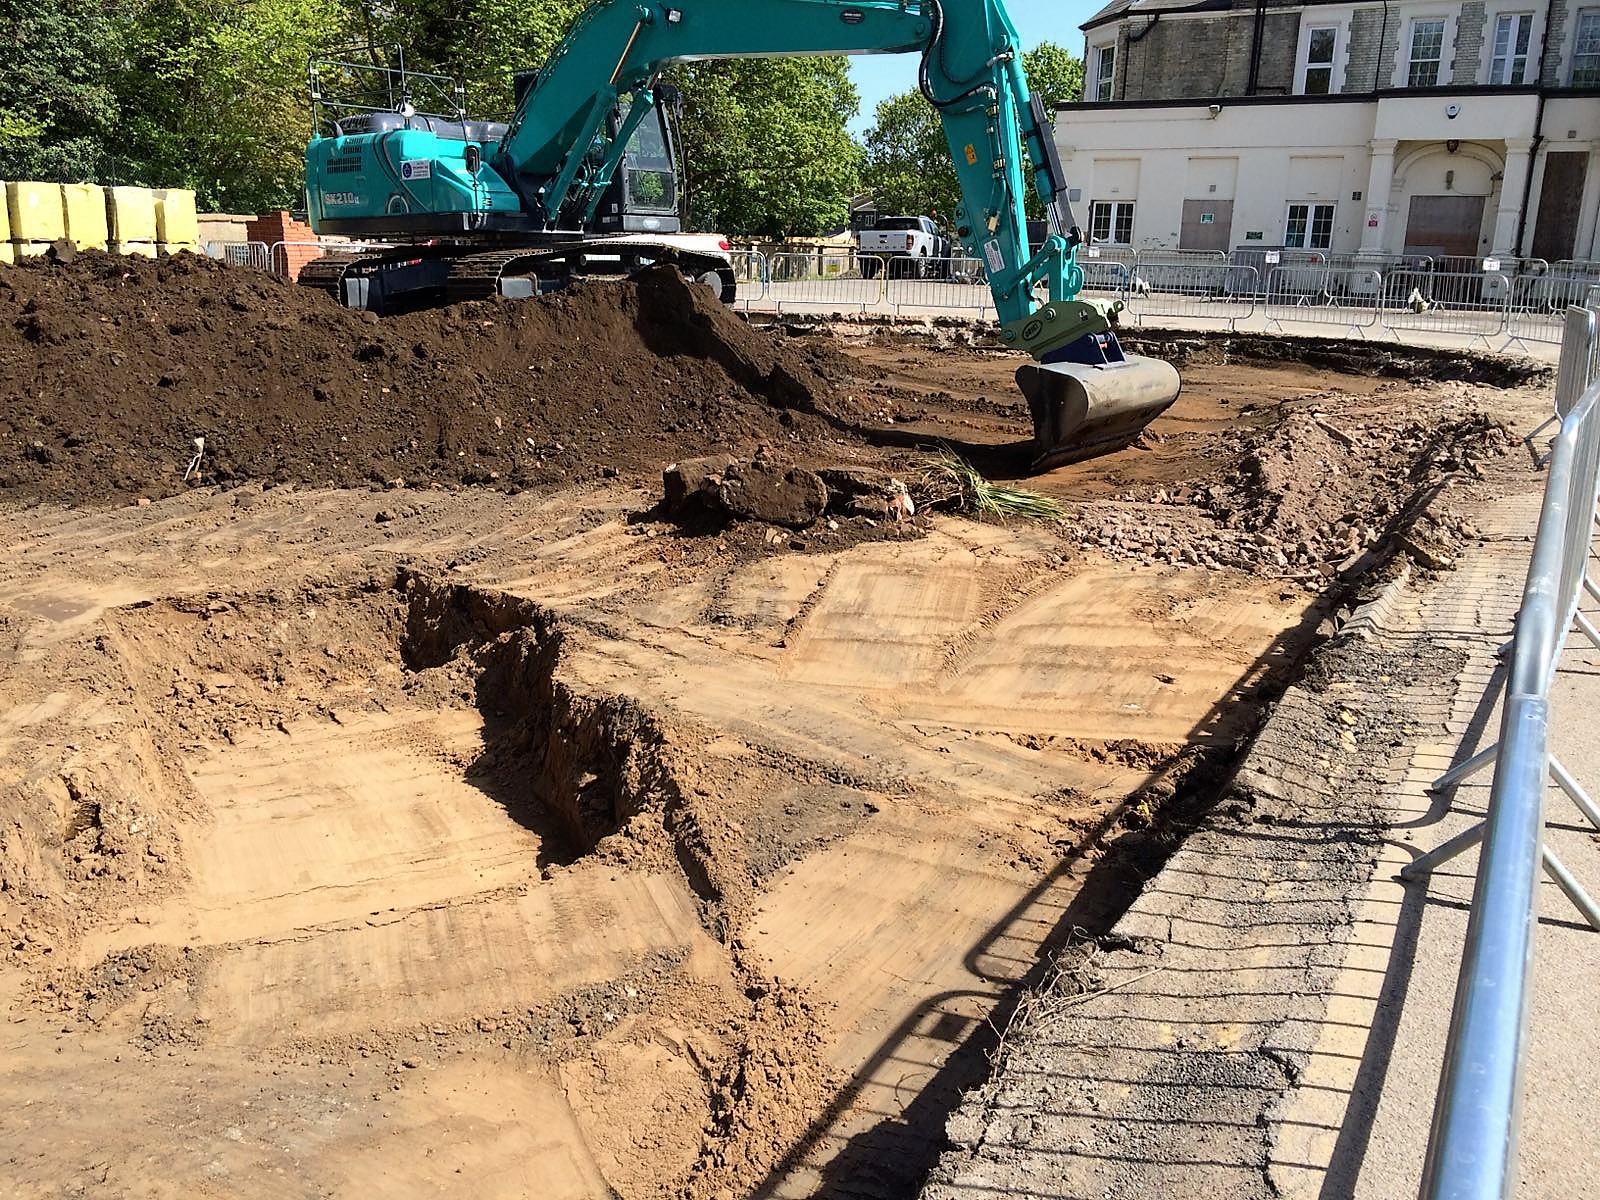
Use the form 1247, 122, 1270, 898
206, 240, 271, 270
885, 256, 992, 316
1122, 263, 1257, 329
762, 251, 884, 312
727, 250, 768, 309
1076, 258, 1130, 300
1506, 262, 1600, 348
1380, 268, 1511, 347
1132, 249, 1229, 298
1263, 267, 1380, 336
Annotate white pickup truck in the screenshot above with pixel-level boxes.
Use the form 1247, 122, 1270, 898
856, 216, 954, 278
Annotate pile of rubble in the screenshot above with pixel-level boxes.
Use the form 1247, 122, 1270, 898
1062, 407, 1515, 582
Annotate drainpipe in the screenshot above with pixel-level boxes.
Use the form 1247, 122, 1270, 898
1247, 0, 1268, 93
1514, 0, 1557, 255
1374, 0, 1390, 90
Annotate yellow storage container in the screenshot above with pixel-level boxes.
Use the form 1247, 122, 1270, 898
0, 244, 13, 265
153, 189, 199, 245
158, 242, 200, 256
7, 181, 65, 242
105, 186, 158, 244
0, 184, 10, 243
112, 241, 158, 258
13, 241, 54, 258
60, 183, 109, 250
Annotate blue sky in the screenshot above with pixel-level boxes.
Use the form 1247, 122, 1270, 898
846, 0, 1102, 134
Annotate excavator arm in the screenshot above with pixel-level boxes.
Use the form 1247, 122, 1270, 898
495, 0, 1179, 467
499, 0, 1079, 343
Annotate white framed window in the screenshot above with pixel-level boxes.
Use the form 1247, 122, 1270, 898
1574, 9, 1600, 84
1300, 26, 1340, 94
1490, 12, 1535, 82
1090, 200, 1135, 245
1408, 17, 1447, 86
1285, 203, 1335, 250
1093, 43, 1116, 102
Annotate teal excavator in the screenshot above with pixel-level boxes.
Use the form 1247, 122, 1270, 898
299, 0, 1180, 467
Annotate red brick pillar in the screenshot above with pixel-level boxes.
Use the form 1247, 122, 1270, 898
245, 211, 321, 280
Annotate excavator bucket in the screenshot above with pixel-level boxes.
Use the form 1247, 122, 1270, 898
1015, 343, 1181, 472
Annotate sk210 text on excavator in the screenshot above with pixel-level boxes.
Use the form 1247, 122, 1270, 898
299, 0, 1181, 468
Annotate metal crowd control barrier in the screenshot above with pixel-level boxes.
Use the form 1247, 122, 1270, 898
1380, 269, 1512, 349
1077, 258, 1130, 299
1405, 313, 1600, 1200
1122, 263, 1257, 330
1263, 267, 1380, 337
886, 256, 992, 316
206, 240, 271, 270
1505, 264, 1600, 350
762, 251, 883, 312
727, 250, 769, 309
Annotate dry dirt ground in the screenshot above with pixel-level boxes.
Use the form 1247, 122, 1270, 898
0, 283, 1547, 1199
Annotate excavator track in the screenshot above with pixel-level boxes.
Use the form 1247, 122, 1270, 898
296, 251, 384, 302
444, 249, 570, 305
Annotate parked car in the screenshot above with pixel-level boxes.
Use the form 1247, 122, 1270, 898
857, 215, 952, 278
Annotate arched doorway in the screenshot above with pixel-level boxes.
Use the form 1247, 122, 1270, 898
1392, 143, 1503, 260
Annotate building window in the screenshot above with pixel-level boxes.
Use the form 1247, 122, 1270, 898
1303, 27, 1338, 94
1490, 12, 1534, 83
1285, 203, 1335, 250
1575, 10, 1600, 84
1408, 18, 1446, 86
1094, 44, 1116, 102
1090, 201, 1135, 245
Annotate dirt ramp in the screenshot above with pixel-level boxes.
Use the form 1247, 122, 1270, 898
0, 254, 852, 502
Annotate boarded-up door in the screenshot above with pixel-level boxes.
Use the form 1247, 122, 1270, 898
1403, 195, 1486, 257
1532, 152, 1588, 262
1180, 199, 1234, 251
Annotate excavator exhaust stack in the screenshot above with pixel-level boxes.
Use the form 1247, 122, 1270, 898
1015, 331, 1181, 471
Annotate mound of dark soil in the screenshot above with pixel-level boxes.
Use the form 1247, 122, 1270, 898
0, 252, 859, 502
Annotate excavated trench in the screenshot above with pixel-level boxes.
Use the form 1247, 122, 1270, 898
118, 569, 1327, 1189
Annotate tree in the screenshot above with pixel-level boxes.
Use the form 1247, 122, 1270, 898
0, 0, 122, 183
363, 0, 586, 115
112, 0, 357, 210
1022, 41, 1085, 119
860, 42, 1086, 224
674, 58, 862, 238
860, 90, 957, 221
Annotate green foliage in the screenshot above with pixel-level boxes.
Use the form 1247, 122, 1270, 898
0, 0, 122, 183
923, 450, 1066, 522
1021, 41, 1085, 118
860, 89, 958, 223
113, 0, 355, 211
366, 0, 585, 115
674, 57, 862, 237
861, 40, 1085, 225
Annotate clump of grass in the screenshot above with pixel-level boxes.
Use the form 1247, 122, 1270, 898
922, 451, 1068, 523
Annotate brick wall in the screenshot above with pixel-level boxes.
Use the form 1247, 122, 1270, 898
1452, 1, 1487, 84
1346, 5, 1403, 91
1543, 0, 1573, 84
1122, 16, 1234, 99
245, 211, 320, 280
1255, 12, 1305, 93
